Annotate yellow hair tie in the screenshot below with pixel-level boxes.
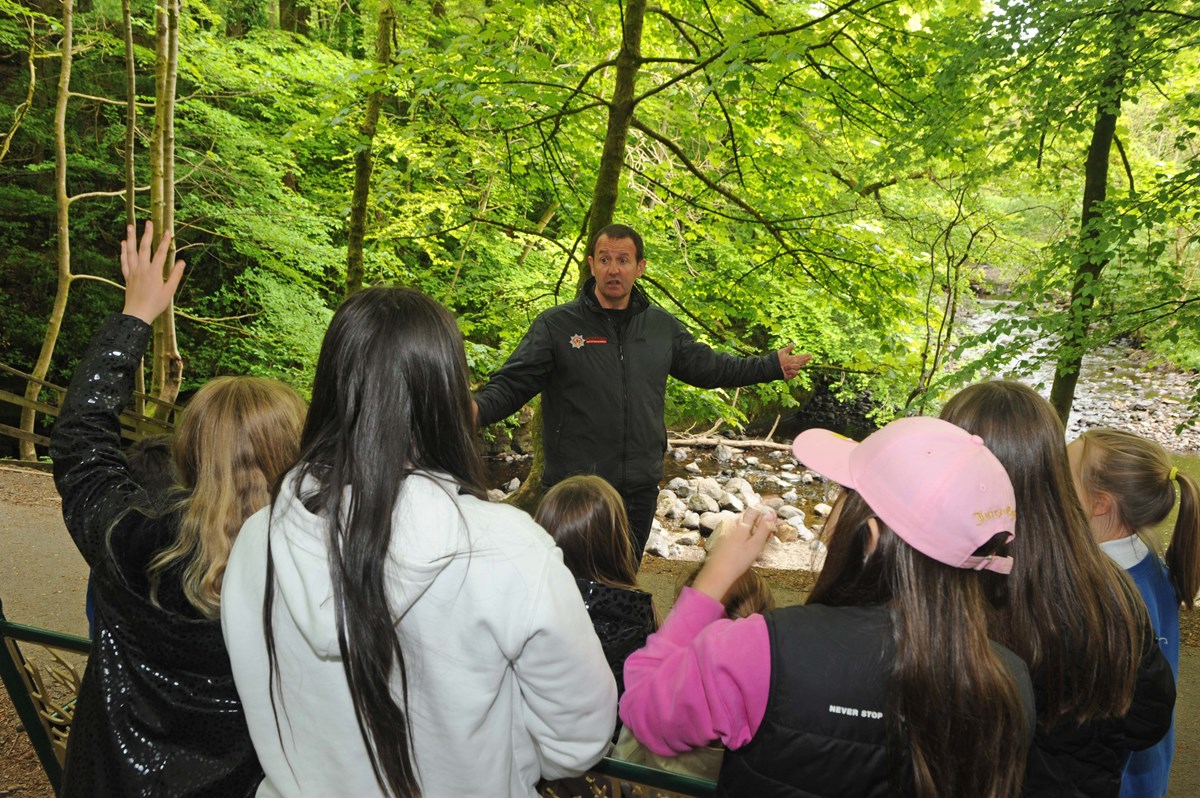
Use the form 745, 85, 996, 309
1169, 466, 1179, 482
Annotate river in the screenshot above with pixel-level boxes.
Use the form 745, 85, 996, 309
957, 298, 1200, 480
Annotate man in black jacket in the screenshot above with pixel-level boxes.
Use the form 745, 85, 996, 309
474, 224, 811, 554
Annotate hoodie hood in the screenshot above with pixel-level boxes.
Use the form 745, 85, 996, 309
267, 469, 469, 658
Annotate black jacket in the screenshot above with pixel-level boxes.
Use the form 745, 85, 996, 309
575, 579, 657, 698
718, 604, 1035, 798
51, 314, 261, 798
1022, 624, 1176, 798
475, 279, 782, 490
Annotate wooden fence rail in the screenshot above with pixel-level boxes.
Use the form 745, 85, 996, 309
0, 361, 179, 461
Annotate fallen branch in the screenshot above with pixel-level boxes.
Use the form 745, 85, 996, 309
667, 436, 792, 452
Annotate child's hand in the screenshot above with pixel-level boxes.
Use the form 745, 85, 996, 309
693, 506, 776, 604
121, 221, 185, 324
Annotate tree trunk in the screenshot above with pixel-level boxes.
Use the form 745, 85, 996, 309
123, 0, 146, 417
0, 16, 37, 165
1047, 104, 1119, 424
280, 0, 308, 36
345, 0, 394, 296
20, 0, 73, 460
510, 1, 646, 490
123, 0, 136, 225
1048, 13, 1135, 424
149, 0, 183, 420
581, 0, 646, 289
517, 201, 559, 268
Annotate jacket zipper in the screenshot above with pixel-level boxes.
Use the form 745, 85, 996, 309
613, 315, 629, 489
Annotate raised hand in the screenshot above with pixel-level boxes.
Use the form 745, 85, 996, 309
777, 344, 813, 380
692, 506, 776, 604
120, 221, 185, 325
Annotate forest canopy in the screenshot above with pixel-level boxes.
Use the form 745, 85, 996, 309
1, 0, 1198, 442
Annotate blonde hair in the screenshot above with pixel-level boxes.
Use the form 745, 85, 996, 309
724, 569, 776, 619
1076, 428, 1200, 609
681, 563, 777, 620
148, 376, 306, 618
535, 475, 640, 589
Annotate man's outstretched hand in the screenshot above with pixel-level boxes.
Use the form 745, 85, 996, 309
777, 344, 813, 380
121, 221, 185, 325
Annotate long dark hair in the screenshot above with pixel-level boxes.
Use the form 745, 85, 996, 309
940, 381, 1144, 726
809, 490, 1027, 798
265, 287, 486, 797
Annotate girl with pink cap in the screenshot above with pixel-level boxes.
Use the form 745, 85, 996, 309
619, 416, 1034, 798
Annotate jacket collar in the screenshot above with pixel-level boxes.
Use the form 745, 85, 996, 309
580, 277, 650, 315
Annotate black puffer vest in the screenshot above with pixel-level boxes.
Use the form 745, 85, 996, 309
717, 604, 906, 798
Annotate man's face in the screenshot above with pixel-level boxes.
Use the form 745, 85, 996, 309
588, 234, 645, 309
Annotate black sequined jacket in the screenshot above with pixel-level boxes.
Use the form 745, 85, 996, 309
50, 313, 261, 798
575, 579, 657, 698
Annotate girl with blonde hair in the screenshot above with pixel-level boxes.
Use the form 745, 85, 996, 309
1069, 428, 1198, 797
52, 222, 306, 797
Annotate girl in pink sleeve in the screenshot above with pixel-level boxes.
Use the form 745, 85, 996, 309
620, 417, 1036, 798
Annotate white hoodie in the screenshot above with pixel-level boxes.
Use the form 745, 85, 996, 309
222, 471, 617, 797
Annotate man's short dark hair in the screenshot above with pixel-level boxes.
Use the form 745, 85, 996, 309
589, 224, 644, 261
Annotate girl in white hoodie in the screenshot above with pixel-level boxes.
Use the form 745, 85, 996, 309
221, 287, 617, 798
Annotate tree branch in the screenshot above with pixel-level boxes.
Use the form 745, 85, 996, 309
638, 274, 757, 356
630, 115, 844, 293
1113, 132, 1135, 197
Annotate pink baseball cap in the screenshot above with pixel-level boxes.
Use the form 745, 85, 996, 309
792, 416, 1016, 574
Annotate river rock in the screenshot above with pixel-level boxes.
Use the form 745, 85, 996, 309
800, 471, 817, 485
696, 477, 724, 500
687, 493, 720, 514
699, 511, 737, 536
719, 492, 745, 512
781, 463, 795, 471
703, 513, 739, 547
814, 502, 833, 517
782, 489, 799, 503
774, 521, 799, 543
656, 490, 678, 517
676, 531, 702, 546
505, 477, 521, 492
667, 477, 691, 497
672, 446, 692, 461
682, 511, 701, 530
487, 489, 507, 502
777, 505, 804, 523
644, 529, 673, 558
745, 456, 759, 466
760, 496, 785, 510
685, 461, 703, 474
725, 477, 761, 507
714, 443, 736, 463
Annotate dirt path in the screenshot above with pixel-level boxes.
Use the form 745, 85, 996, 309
2, 465, 1198, 796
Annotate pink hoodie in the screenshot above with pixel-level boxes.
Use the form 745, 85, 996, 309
619, 587, 771, 756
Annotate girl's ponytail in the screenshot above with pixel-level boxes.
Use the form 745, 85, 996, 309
1166, 469, 1200, 609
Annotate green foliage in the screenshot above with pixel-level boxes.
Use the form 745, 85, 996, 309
1, 0, 1197, 436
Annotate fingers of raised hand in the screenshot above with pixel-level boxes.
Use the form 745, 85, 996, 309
744, 506, 776, 538
137, 220, 154, 266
